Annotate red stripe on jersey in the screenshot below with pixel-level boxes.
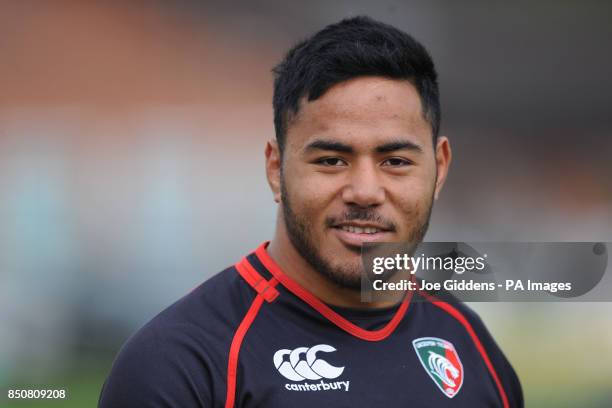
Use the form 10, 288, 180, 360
236, 258, 279, 302
225, 260, 279, 408
419, 290, 510, 408
224, 294, 264, 408
253, 242, 413, 342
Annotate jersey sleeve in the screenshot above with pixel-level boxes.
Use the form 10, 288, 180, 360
462, 306, 524, 408
98, 320, 214, 408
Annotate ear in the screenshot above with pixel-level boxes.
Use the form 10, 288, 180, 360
265, 140, 282, 203
433, 136, 452, 200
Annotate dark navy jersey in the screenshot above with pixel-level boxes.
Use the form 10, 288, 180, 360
99, 243, 523, 407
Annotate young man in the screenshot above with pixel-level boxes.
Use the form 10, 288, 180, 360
99, 16, 523, 407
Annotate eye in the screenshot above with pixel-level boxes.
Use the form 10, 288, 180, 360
382, 157, 412, 167
315, 157, 348, 167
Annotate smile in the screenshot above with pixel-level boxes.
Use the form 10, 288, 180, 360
340, 226, 382, 234
331, 222, 394, 248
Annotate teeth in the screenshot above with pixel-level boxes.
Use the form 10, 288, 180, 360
340, 226, 380, 234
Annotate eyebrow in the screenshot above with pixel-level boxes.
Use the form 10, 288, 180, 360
304, 138, 423, 154
304, 139, 353, 153
375, 140, 423, 154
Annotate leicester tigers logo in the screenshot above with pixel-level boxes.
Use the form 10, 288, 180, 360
413, 337, 464, 398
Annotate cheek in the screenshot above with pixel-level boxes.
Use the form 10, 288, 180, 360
388, 177, 435, 217
284, 168, 338, 220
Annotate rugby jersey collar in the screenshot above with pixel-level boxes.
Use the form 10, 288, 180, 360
245, 241, 413, 342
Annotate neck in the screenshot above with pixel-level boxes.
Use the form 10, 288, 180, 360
266, 218, 403, 309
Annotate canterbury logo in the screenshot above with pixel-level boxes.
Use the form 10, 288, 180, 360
427, 351, 460, 388
273, 344, 345, 381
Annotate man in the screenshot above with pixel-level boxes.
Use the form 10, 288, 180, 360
99, 16, 523, 407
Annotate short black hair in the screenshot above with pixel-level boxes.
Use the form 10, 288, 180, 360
272, 16, 440, 153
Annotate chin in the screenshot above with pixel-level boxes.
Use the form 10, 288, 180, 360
328, 258, 364, 280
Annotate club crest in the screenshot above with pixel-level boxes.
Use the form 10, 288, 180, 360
412, 337, 464, 398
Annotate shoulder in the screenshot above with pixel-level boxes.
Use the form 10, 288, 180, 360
158, 265, 258, 330
99, 266, 255, 407
136, 265, 257, 355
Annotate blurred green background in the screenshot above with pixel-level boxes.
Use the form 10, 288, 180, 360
1, 1, 611, 407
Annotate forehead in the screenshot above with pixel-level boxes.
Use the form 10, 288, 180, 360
287, 76, 431, 150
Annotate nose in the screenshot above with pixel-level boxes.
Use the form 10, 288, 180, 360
341, 160, 385, 207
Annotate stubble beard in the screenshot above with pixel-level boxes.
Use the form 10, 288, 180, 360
280, 177, 435, 290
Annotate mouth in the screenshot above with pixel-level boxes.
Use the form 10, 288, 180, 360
330, 222, 395, 249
